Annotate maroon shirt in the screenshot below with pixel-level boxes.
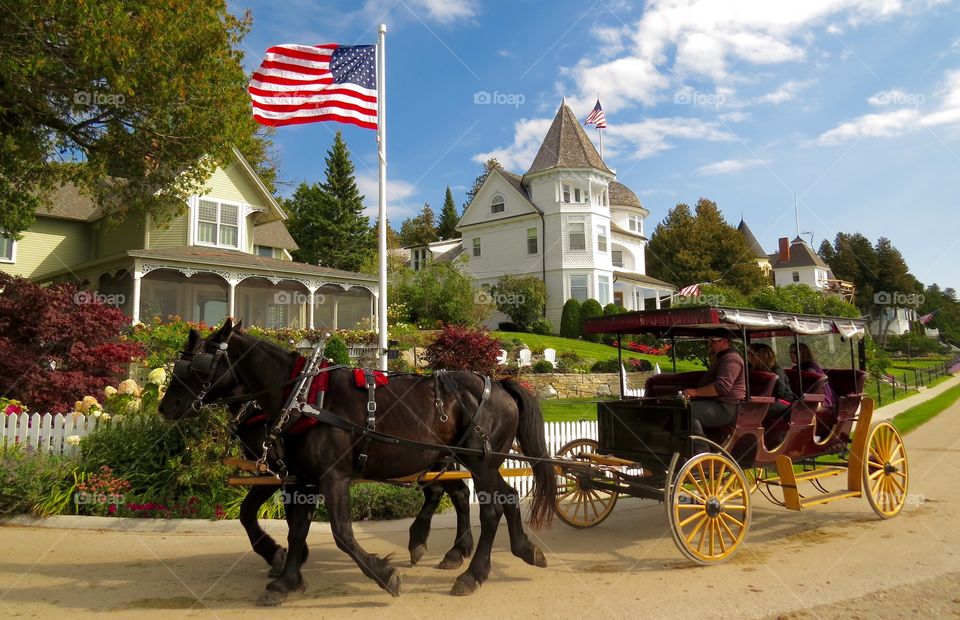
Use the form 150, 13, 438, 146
698, 348, 746, 404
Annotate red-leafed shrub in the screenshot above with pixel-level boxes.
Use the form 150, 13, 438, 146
0, 273, 145, 413
424, 324, 501, 377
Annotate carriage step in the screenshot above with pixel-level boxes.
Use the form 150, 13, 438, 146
581, 452, 638, 467
228, 475, 295, 487
800, 489, 861, 508
761, 465, 846, 487
224, 457, 260, 473
388, 468, 532, 483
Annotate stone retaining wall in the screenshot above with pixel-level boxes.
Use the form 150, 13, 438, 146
524, 372, 652, 399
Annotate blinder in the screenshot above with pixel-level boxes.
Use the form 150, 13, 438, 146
172, 340, 234, 410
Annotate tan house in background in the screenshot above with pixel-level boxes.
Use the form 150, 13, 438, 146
0, 149, 377, 330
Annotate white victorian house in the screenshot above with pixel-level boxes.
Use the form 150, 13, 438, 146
456, 101, 675, 329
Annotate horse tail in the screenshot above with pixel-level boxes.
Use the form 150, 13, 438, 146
500, 378, 556, 528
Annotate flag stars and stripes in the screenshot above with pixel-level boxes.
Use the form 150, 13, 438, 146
584, 99, 606, 129
249, 43, 378, 130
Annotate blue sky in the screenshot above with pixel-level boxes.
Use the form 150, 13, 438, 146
230, 0, 960, 292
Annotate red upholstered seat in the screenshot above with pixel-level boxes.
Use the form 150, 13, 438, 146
748, 371, 778, 398
825, 368, 867, 396
644, 371, 706, 397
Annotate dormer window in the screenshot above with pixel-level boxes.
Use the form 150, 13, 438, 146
197, 199, 240, 249
627, 214, 642, 234
491, 195, 505, 214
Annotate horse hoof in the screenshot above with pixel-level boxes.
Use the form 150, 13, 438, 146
532, 547, 548, 568
257, 590, 285, 607
384, 568, 401, 597
437, 553, 464, 570
409, 544, 427, 566
268, 548, 287, 578
450, 574, 479, 596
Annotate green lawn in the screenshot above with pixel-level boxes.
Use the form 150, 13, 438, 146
540, 398, 603, 422
892, 382, 960, 434
494, 331, 703, 372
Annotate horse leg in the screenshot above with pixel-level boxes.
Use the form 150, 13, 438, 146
240, 484, 286, 576
322, 473, 401, 596
451, 469, 504, 596
408, 482, 443, 565
498, 477, 547, 568
437, 479, 474, 570
257, 490, 313, 606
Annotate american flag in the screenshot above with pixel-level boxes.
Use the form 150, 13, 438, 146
678, 283, 701, 297
918, 312, 935, 325
248, 44, 378, 130
584, 99, 606, 129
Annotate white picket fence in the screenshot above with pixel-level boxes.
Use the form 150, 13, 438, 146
3, 412, 599, 504
1, 412, 98, 457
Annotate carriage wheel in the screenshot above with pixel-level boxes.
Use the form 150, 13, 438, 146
667, 453, 751, 564
554, 438, 619, 529
744, 467, 763, 494
863, 421, 909, 518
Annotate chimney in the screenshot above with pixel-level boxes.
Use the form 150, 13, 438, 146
778, 237, 790, 263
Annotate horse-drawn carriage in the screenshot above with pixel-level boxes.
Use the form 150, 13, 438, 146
552, 306, 908, 563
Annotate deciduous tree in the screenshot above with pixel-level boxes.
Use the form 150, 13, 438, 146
399, 204, 438, 247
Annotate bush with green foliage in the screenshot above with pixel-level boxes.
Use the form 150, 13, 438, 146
0, 447, 76, 516
579, 299, 603, 342
560, 298, 581, 339
532, 360, 555, 373
603, 303, 624, 316
397, 256, 488, 327
556, 351, 593, 374
530, 318, 553, 335
323, 335, 351, 365
590, 359, 621, 373
491, 275, 547, 331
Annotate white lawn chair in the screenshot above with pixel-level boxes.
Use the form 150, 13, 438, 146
496, 349, 508, 365
543, 348, 557, 368
654, 362, 662, 375
518, 348, 532, 367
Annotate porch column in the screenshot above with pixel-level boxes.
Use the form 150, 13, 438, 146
332, 294, 339, 330
307, 284, 318, 330
227, 275, 239, 320
637, 287, 645, 311
655, 289, 662, 309
131, 267, 142, 325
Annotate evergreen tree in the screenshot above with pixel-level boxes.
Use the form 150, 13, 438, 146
647, 198, 767, 294
463, 157, 501, 213
437, 186, 461, 239
559, 298, 582, 339
285, 131, 373, 272
579, 299, 603, 342
399, 204, 439, 247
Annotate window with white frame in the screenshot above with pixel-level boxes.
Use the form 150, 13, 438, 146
473, 237, 481, 257
574, 187, 582, 202
570, 274, 588, 302
256, 245, 273, 258
562, 184, 571, 203
568, 221, 585, 250
491, 195, 505, 214
597, 224, 608, 252
612, 250, 623, 268
412, 248, 428, 271
598, 275, 610, 305
0, 233, 15, 263
527, 227, 538, 255
627, 214, 642, 234
197, 199, 240, 248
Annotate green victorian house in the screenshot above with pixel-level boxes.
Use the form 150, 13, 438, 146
0, 149, 377, 330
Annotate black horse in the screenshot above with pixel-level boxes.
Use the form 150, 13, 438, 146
233, 415, 475, 575
159, 320, 555, 605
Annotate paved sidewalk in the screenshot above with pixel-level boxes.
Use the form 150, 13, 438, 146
872, 373, 960, 421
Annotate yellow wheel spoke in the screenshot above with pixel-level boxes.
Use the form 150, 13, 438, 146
678, 507, 708, 528
868, 468, 885, 480
871, 473, 884, 498
720, 487, 745, 504
723, 503, 747, 512
715, 519, 728, 554
685, 513, 708, 544
889, 475, 905, 495
720, 511, 745, 530
716, 471, 738, 499
718, 514, 738, 542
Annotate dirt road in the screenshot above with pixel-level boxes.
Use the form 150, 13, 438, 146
2, 401, 959, 619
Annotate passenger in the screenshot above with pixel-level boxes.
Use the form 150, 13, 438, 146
789, 343, 836, 409
748, 343, 795, 420
681, 332, 745, 452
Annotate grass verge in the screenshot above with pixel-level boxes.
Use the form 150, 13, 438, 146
892, 381, 960, 435
540, 398, 602, 422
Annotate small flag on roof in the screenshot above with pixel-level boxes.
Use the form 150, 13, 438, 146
918, 312, 935, 325
584, 99, 606, 129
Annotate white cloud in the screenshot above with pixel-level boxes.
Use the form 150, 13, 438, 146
356, 173, 419, 221
696, 158, 769, 175
754, 79, 815, 104
817, 69, 960, 144
471, 117, 554, 171
607, 117, 736, 159
719, 111, 752, 122
412, 0, 477, 25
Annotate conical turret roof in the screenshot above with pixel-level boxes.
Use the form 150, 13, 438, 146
526, 101, 611, 176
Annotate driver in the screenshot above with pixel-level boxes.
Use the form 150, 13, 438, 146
681, 331, 745, 452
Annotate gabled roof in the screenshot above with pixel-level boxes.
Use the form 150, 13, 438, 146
40, 182, 101, 222
498, 169, 540, 213
737, 219, 767, 259
253, 220, 298, 251
769, 238, 830, 269
526, 101, 612, 176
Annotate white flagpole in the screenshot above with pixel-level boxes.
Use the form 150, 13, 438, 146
377, 24, 388, 371
599, 126, 603, 160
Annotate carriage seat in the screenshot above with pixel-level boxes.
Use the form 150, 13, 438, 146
748, 371, 779, 398
643, 371, 706, 397
825, 368, 867, 396
783, 369, 829, 402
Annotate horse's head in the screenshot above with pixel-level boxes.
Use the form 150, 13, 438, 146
159, 318, 244, 420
